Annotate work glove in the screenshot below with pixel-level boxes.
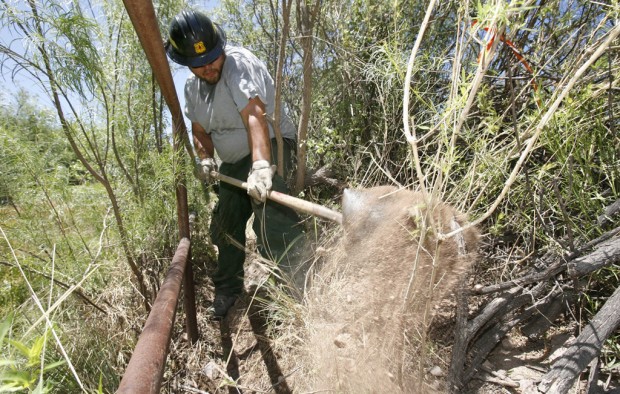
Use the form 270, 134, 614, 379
247, 159, 275, 203
194, 157, 217, 183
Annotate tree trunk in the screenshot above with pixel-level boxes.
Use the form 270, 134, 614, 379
25, 0, 150, 312
294, 0, 320, 195
273, 0, 292, 177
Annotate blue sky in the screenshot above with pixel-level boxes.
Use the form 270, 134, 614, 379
0, 19, 50, 106
0, 0, 219, 123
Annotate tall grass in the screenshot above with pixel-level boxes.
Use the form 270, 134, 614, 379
0, 97, 186, 391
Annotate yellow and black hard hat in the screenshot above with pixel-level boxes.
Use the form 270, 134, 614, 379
165, 10, 227, 67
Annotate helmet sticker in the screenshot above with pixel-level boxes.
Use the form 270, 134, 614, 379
194, 41, 206, 54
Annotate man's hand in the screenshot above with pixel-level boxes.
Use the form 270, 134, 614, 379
247, 160, 275, 202
194, 157, 217, 182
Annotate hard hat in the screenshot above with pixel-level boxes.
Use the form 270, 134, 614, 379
165, 10, 227, 67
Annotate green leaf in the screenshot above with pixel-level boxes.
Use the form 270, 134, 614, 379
0, 369, 32, 386
28, 335, 46, 366
0, 359, 17, 367
0, 383, 27, 392
32, 378, 50, 394
32, 379, 45, 394
42, 359, 65, 372
0, 314, 13, 345
6, 339, 30, 359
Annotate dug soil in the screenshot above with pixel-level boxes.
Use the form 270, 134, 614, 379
160, 186, 609, 393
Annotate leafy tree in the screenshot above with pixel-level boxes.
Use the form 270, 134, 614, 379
1, 0, 185, 390
0, 0, 186, 310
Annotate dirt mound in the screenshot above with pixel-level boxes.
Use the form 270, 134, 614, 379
301, 186, 479, 393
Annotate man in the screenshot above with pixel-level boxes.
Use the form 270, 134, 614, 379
165, 10, 305, 319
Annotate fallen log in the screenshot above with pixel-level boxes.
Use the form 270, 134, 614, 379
520, 289, 576, 338
475, 227, 620, 296
538, 284, 620, 393
465, 286, 522, 342
451, 231, 620, 391
567, 237, 620, 276
461, 282, 551, 386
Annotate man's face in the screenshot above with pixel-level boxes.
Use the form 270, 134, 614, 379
190, 54, 225, 84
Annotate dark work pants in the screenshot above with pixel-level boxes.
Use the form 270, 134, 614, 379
210, 138, 305, 296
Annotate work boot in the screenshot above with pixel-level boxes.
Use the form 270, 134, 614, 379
211, 294, 237, 320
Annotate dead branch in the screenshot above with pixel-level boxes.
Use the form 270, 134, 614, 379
567, 236, 620, 276
521, 289, 577, 338
304, 165, 346, 190
474, 257, 565, 295
538, 284, 620, 393
597, 198, 620, 227
465, 286, 522, 342
478, 364, 520, 389
0, 260, 106, 314
451, 230, 620, 390
447, 280, 469, 392
475, 228, 620, 295
460, 282, 552, 387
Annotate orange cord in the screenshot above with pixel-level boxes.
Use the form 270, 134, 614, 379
472, 20, 539, 92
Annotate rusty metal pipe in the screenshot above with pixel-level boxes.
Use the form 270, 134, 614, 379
121, 0, 198, 342
117, 238, 191, 394
120, 0, 186, 142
